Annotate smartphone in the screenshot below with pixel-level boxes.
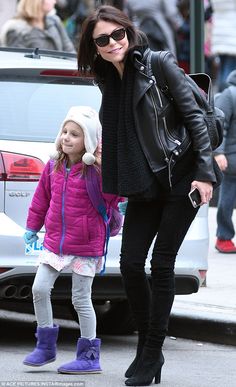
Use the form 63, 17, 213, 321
188, 188, 202, 208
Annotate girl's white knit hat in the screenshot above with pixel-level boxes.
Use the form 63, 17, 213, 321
55, 106, 101, 165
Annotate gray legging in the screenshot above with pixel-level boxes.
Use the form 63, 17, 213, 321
32, 263, 96, 340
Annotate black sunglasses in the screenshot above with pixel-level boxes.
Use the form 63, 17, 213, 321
94, 28, 126, 47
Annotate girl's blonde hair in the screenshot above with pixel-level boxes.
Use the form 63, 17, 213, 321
17, 0, 43, 21
53, 146, 101, 175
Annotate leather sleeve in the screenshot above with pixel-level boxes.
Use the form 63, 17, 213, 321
154, 51, 216, 183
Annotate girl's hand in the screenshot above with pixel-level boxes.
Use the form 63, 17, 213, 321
118, 201, 128, 215
24, 231, 38, 245
190, 180, 213, 206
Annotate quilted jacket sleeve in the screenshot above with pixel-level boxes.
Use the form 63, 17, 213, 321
99, 173, 125, 210
103, 192, 125, 211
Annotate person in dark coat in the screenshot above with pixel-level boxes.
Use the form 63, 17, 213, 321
214, 70, 236, 253
77, 5, 221, 386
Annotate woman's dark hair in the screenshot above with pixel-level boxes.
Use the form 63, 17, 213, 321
77, 5, 144, 77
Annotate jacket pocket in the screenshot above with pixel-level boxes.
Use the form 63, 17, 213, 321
150, 85, 191, 161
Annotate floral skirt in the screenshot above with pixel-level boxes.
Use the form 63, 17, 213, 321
37, 249, 103, 277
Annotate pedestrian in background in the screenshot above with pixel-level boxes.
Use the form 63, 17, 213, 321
23, 106, 121, 373
176, 0, 190, 73
0, 0, 75, 52
77, 5, 220, 386
214, 70, 236, 253
176, 0, 216, 77
56, 0, 96, 47
126, 0, 183, 55
0, 0, 18, 28
211, 0, 236, 91
204, 0, 217, 79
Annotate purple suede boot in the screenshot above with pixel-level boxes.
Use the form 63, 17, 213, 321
58, 338, 102, 374
23, 325, 59, 366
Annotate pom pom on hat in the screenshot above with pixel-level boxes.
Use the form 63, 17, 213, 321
55, 106, 101, 165
82, 152, 96, 165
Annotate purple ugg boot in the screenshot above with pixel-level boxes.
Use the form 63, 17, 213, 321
58, 338, 102, 374
23, 325, 59, 366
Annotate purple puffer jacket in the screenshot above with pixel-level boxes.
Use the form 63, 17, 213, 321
26, 160, 121, 257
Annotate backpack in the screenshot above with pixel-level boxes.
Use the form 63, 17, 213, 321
150, 51, 224, 150
85, 165, 123, 238
86, 166, 123, 275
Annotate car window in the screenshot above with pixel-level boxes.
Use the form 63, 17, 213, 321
0, 81, 101, 142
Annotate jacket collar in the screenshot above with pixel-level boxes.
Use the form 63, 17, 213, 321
130, 46, 151, 75
130, 47, 155, 106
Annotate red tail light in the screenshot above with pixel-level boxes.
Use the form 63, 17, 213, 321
0, 151, 44, 181
40, 69, 80, 76
0, 267, 13, 273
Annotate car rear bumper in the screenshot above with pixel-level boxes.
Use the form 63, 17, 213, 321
0, 267, 200, 303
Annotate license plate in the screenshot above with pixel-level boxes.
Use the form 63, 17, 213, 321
25, 240, 43, 255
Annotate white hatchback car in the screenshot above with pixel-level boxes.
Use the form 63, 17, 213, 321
0, 48, 209, 333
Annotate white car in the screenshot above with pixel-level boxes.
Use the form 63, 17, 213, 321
0, 48, 209, 333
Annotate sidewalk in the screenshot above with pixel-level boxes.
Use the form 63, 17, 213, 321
169, 207, 236, 346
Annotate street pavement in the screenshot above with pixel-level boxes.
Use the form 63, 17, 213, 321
1, 312, 236, 387
169, 206, 236, 346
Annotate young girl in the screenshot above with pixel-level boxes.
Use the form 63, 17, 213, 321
23, 106, 121, 374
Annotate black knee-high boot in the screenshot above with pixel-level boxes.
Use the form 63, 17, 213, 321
125, 267, 175, 386
121, 271, 151, 378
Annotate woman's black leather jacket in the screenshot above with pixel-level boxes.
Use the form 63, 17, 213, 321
130, 48, 216, 187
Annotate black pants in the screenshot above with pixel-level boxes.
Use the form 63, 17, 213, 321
120, 194, 199, 274
120, 194, 199, 347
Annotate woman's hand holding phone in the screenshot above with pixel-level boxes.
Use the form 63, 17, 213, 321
189, 181, 213, 208
188, 188, 201, 208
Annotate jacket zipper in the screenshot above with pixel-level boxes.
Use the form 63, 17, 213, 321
154, 84, 181, 146
149, 86, 174, 188
59, 169, 69, 255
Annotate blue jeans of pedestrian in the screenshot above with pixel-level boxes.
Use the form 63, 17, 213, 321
216, 174, 236, 240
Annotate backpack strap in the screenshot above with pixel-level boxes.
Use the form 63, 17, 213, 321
49, 159, 54, 173
48, 159, 55, 192
149, 50, 174, 102
85, 166, 110, 275
86, 166, 109, 223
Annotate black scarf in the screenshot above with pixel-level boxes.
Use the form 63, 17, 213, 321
101, 55, 154, 196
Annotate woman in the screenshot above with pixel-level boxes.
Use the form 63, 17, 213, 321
0, 0, 75, 52
77, 5, 220, 386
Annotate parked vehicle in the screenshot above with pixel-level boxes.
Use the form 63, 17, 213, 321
0, 48, 209, 333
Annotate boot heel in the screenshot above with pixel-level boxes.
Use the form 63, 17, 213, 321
154, 368, 162, 384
